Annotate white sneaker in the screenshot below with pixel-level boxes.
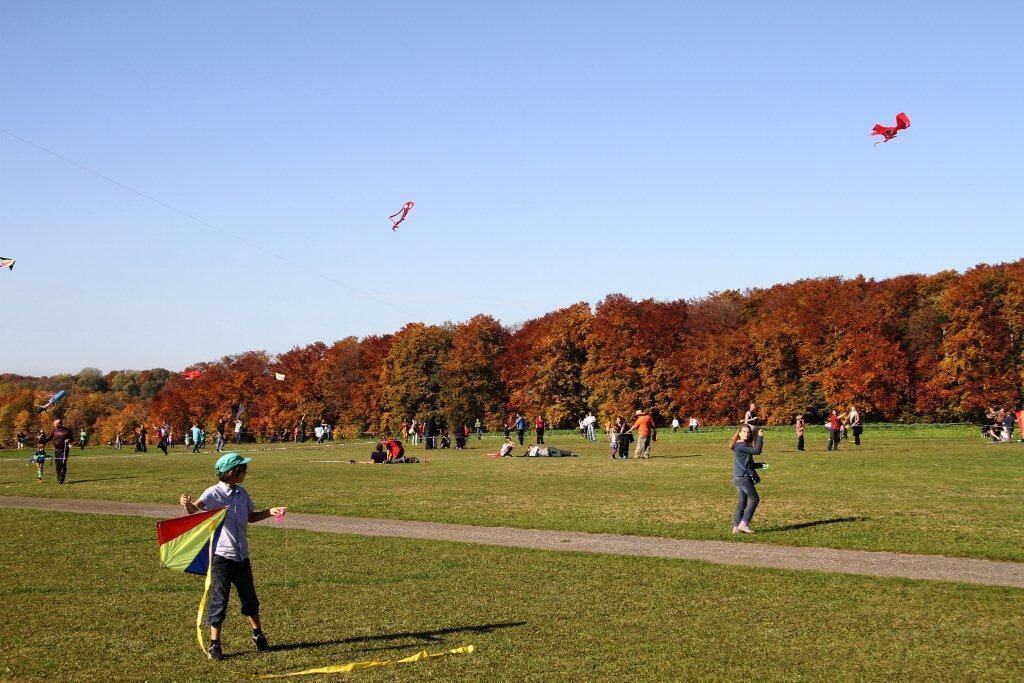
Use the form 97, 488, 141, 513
737, 522, 754, 534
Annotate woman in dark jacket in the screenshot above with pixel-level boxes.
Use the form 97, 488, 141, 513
729, 424, 766, 534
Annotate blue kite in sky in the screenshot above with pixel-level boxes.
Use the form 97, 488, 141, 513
37, 390, 66, 411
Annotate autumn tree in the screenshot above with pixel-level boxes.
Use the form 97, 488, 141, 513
379, 323, 453, 433
499, 303, 592, 427
583, 294, 688, 422
439, 315, 505, 429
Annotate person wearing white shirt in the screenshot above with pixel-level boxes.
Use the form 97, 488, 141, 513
583, 413, 597, 442
178, 453, 286, 661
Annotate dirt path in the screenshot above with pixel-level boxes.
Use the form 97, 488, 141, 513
2, 495, 1021, 589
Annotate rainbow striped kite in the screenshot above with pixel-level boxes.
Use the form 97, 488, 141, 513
157, 507, 228, 654
157, 507, 227, 574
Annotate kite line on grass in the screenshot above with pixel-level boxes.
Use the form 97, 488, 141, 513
0, 127, 414, 317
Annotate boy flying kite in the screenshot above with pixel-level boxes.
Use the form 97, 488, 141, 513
178, 453, 287, 660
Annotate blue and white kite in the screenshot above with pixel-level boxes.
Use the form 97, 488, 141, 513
37, 390, 66, 411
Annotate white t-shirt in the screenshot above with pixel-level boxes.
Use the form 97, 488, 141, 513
583, 415, 597, 426
671, 419, 680, 428
197, 482, 256, 561
499, 442, 514, 457
234, 420, 242, 434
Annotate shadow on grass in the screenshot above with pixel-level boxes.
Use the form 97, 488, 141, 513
68, 476, 138, 485
764, 516, 869, 532
268, 621, 527, 654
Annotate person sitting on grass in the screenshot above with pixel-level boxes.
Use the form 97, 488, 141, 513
178, 453, 287, 661
381, 437, 405, 463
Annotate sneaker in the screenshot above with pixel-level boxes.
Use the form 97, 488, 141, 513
208, 642, 224, 660
252, 632, 269, 652
737, 522, 754, 534
732, 526, 739, 534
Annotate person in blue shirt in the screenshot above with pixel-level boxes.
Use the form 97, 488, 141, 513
190, 423, 202, 453
514, 414, 527, 445
179, 453, 287, 661
729, 425, 767, 534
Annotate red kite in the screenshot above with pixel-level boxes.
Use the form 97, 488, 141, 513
389, 201, 414, 231
871, 112, 911, 145
183, 370, 202, 381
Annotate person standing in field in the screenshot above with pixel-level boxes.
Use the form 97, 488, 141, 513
191, 423, 202, 453
795, 414, 805, 451
475, 418, 482, 439
216, 417, 227, 452
234, 418, 243, 444
178, 453, 287, 661
743, 402, 760, 430
78, 427, 87, 449
535, 415, 545, 444
155, 423, 169, 455
730, 424, 766, 534
514, 413, 527, 445
689, 416, 698, 432
137, 425, 148, 453
848, 405, 863, 446
16, 431, 26, 450
671, 417, 680, 433
629, 409, 656, 459
827, 410, 841, 451
583, 412, 597, 441
32, 442, 47, 481
616, 417, 632, 458
40, 418, 75, 485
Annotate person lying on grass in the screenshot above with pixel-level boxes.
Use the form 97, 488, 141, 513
179, 453, 287, 661
525, 443, 577, 457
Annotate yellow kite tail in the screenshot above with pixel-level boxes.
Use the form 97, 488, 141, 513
196, 528, 216, 655
252, 644, 475, 679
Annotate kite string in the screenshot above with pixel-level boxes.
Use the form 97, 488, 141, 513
0, 127, 414, 317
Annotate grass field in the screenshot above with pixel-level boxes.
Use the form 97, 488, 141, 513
1, 426, 1021, 561
1, 426, 1022, 680
1, 509, 1022, 681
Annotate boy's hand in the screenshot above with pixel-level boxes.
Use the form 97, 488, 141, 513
269, 507, 287, 517
180, 493, 192, 507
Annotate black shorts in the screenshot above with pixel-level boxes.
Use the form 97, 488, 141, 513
206, 556, 260, 626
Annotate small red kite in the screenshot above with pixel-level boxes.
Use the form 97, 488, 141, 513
389, 201, 414, 231
871, 112, 911, 145
183, 370, 202, 381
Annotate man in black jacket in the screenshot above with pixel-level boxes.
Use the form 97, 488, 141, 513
40, 419, 75, 484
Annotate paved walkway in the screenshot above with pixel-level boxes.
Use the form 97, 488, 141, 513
2, 495, 1021, 589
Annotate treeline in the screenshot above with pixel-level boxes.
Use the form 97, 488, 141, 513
3, 260, 1024, 445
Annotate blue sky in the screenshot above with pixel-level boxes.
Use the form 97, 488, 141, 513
2, 1, 1022, 375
